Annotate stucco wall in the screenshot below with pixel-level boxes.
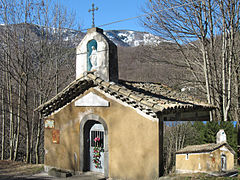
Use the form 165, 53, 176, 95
44, 88, 159, 180
76, 28, 118, 82
176, 146, 234, 173
212, 148, 234, 171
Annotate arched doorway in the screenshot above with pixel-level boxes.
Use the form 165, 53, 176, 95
221, 154, 226, 171
79, 114, 108, 177
90, 123, 104, 173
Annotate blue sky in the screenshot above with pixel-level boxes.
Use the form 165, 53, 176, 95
59, 0, 147, 32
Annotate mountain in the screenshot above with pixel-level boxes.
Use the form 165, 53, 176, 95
57, 28, 167, 47
59, 28, 166, 47
103, 30, 167, 47
65, 29, 167, 47
0, 23, 166, 47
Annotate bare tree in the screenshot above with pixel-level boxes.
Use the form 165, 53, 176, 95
0, 0, 79, 162
1, 70, 5, 160
142, 0, 240, 121
163, 122, 197, 174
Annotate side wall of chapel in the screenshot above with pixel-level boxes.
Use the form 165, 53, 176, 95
176, 146, 234, 173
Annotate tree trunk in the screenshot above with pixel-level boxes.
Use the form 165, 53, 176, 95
35, 117, 41, 164
221, 0, 235, 121
8, 80, 14, 160
221, 8, 227, 121
30, 90, 37, 163
201, 44, 213, 120
1, 86, 5, 160
25, 123, 30, 163
23, 73, 30, 163
30, 111, 34, 163
13, 83, 21, 161
234, 70, 239, 122
198, 2, 213, 121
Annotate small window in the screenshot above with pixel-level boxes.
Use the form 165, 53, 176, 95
186, 154, 189, 160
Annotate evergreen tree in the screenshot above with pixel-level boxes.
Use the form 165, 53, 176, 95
204, 122, 220, 143
191, 121, 206, 145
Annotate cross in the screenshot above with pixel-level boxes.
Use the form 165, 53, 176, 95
88, 3, 98, 28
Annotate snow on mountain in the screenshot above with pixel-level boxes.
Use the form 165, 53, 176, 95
71, 29, 166, 47
0, 24, 166, 47
104, 30, 167, 47
64, 29, 167, 47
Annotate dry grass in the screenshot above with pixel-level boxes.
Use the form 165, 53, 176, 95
0, 160, 43, 176
163, 172, 239, 180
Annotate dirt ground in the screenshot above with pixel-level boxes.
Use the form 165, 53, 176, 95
0, 160, 106, 180
160, 173, 239, 180
0, 160, 239, 180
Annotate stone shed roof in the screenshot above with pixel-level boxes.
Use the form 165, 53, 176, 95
36, 73, 214, 118
176, 142, 235, 154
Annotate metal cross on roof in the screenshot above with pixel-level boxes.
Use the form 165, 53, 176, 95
88, 3, 98, 28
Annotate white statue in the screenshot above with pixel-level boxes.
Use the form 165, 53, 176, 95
89, 46, 98, 71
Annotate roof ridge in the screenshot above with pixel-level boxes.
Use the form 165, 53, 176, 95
118, 79, 214, 107
36, 72, 215, 118
176, 142, 235, 154
85, 73, 215, 112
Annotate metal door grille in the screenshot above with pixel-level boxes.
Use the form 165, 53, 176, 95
91, 131, 104, 148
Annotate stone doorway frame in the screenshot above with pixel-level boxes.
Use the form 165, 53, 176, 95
79, 114, 109, 177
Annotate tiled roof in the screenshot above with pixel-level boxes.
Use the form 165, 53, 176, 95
36, 73, 214, 118
176, 142, 235, 154
117, 80, 212, 112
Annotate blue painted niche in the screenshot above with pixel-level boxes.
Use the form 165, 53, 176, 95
87, 39, 97, 71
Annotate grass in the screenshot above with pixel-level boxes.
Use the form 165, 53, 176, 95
162, 171, 239, 180
0, 160, 44, 177
164, 175, 238, 180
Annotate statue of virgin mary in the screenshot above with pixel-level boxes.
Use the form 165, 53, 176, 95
89, 46, 98, 71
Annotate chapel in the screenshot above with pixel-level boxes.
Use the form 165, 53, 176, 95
36, 27, 214, 179
176, 129, 235, 173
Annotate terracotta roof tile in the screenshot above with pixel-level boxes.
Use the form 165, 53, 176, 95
129, 94, 143, 102
36, 73, 215, 118
109, 84, 121, 91
140, 100, 154, 107
95, 77, 103, 84
176, 142, 235, 154
100, 81, 111, 88
118, 88, 131, 97
87, 73, 97, 80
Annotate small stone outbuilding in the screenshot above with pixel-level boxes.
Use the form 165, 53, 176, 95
36, 27, 214, 180
176, 129, 235, 174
